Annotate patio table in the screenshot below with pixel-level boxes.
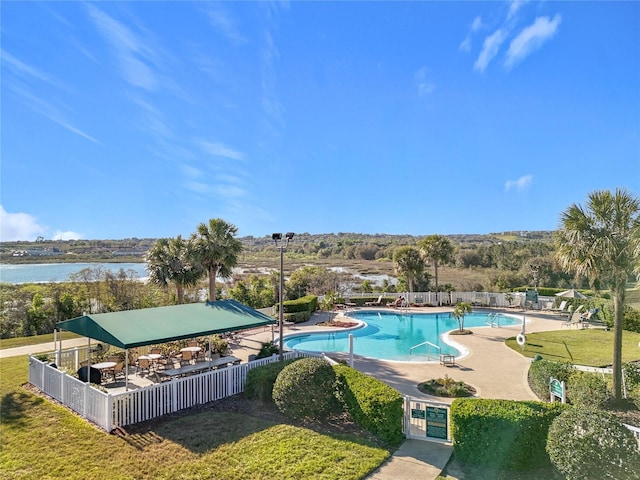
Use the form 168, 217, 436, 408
92, 361, 117, 380
139, 353, 163, 371
157, 356, 241, 380
92, 361, 117, 370
180, 346, 201, 353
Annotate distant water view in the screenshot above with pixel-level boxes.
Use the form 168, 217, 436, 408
0, 263, 149, 284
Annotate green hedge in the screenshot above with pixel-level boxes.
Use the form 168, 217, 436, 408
284, 311, 311, 324
528, 359, 574, 400
278, 295, 318, 323
244, 359, 298, 403
333, 364, 404, 446
451, 398, 567, 471
283, 295, 318, 314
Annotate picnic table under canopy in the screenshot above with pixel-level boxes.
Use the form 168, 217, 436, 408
55, 299, 276, 389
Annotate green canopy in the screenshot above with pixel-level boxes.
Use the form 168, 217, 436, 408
56, 300, 275, 349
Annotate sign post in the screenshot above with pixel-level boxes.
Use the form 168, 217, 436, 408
425, 406, 448, 440
549, 377, 566, 403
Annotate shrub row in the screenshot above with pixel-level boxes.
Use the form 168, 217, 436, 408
529, 358, 628, 408
451, 398, 567, 470
333, 364, 404, 446
282, 295, 318, 323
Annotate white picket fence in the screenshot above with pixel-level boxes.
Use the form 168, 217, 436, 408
344, 291, 556, 310
29, 351, 320, 431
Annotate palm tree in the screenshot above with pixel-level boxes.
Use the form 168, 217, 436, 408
192, 218, 243, 302
555, 188, 640, 402
451, 302, 473, 332
419, 235, 454, 305
145, 236, 202, 304
393, 246, 425, 293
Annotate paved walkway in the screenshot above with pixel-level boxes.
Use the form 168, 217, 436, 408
1, 306, 568, 480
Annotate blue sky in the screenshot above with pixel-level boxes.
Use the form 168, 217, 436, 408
2, 1, 639, 241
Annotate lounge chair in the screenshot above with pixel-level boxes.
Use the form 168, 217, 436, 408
552, 300, 568, 313
365, 295, 383, 306
561, 305, 585, 328
386, 296, 404, 308
507, 296, 522, 309
580, 308, 599, 327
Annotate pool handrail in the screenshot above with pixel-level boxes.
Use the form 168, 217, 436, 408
409, 340, 440, 361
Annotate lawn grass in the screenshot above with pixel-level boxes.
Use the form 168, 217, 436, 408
0, 355, 391, 479
0, 332, 82, 350
505, 329, 640, 366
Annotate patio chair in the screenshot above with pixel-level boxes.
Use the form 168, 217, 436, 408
181, 350, 194, 366
365, 295, 383, 306
187, 341, 199, 347
488, 296, 497, 308
110, 362, 125, 381
150, 348, 162, 355
138, 358, 151, 374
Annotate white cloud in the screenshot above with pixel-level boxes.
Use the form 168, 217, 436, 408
505, 174, 534, 192
203, 3, 247, 45
471, 16, 484, 32
199, 141, 245, 161
52, 230, 83, 241
0, 206, 47, 241
474, 29, 507, 72
86, 4, 158, 90
414, 67, 435, 96
505, 14, 562, 69
459, 16, 484, 52
1, 49, 58, 85
507, 1, 528, 21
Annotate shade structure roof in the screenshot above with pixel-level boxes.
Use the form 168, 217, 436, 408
555, 288, 589, 299
56, 300, 275, 349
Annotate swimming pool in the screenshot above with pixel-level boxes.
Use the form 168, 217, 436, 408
282, 310, 521, 362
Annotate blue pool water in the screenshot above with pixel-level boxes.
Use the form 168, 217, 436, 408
283, 310, 520, 362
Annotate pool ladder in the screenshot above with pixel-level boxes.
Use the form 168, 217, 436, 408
485, 313, 502, 328
409, 341, 440, 361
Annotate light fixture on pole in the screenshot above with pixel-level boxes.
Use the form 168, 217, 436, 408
273, 232, 294, 361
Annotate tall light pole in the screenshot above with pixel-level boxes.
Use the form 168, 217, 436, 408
273, 232, 294, 361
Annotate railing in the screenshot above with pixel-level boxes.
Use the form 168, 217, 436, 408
409, 341, 440, 361
624, 423, 640, 450
29, 350, 322, 431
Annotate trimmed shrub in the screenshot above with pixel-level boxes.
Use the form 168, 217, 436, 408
451, 398, 567, 471
256, 341, 279, 359
624, 361, 640, 392
567, 370, 608, 407
272, 357, 341, 420
547, 406, 640, 480
333, 364, 404, 446
529, 359, 574, 400
280, 295, 317, 323
283, 310, 311, 324
244, 359, 297, 403
283, 295, 318, 314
